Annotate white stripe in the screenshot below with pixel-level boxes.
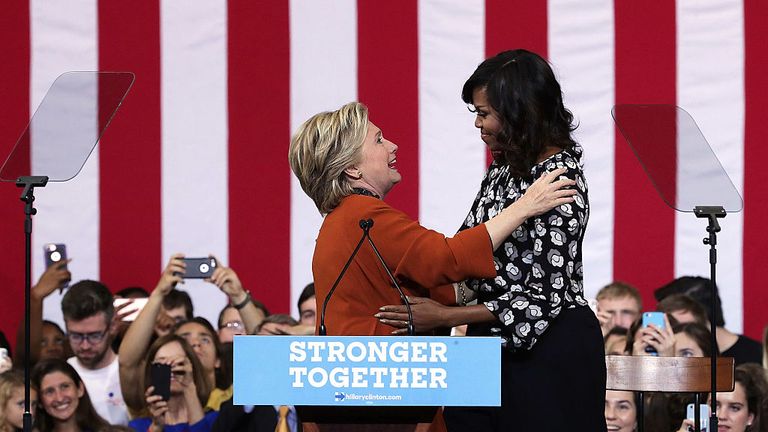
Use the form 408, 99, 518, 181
289, 0, 358, 318
30, 0, 99, 328
548, 0, 616, 298
418, 0, 486, 235
675, 0, 745, 332
161, 0, 230, 324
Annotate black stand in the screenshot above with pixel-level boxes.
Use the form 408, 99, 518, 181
16, 175, 48, 432
694, 205, 726, 432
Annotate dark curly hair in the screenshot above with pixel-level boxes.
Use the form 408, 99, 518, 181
462, 49, 578, 179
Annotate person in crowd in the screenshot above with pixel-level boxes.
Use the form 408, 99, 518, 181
40, 321, 70, 362
129, 335, 216, 432
672, 322, 713, 358
216, 307, 246, 344
32, 359, 112, 432
625, 313, 676, 357
605, 327, 629, 355
1, 370, 36, 432
60, 280, 128, 426
119, 255, 258, 415
644, 322, 714, 431
13, 259, 70, 368
297, 283, 316, 327
657, 293, 709, 327
605, 390, 637, 432
656, 276, 763, 365
255, 315, 298, 336
375, 49, 603, 430
155, 289, 195, 338
677, 363, 768, 432
174, 318, 231, 411
596, 281, 642, 337
217, 297, 267, 343
112, 287, 150, 354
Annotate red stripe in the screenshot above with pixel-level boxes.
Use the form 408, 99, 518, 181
613, 1, 677, 308
227, 2, 291, 314
0, 1, 29, 348
742, 0, 768, 340
357, 0, 419, 220
484, 0, 548, 166
98, 1, 162, 293
485, 0, 548, 58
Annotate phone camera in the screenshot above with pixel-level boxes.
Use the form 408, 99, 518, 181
50, 251, 62, 262
198, 263, 210, 274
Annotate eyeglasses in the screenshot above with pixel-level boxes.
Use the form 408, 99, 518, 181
221, 321, 245, 332
67, 329, 108, 345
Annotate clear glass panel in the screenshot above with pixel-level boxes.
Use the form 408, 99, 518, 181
612, 104, 743, 213
0, 71, 135, 182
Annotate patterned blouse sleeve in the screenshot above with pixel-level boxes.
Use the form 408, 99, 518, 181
483, 157, 588, 350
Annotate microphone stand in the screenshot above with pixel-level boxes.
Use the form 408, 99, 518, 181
363, 219, 415, 336
318, 218, 415, 336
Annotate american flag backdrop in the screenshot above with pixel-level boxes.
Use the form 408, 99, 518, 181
1, 1, 766, 346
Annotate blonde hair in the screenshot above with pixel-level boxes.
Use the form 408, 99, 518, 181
0, 370, 30, 432
596, 281, 642, 310
288, 102, 368, 214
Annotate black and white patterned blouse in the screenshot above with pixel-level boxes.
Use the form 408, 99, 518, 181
459, 143, 589, 351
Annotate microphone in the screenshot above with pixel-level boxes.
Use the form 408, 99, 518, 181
318, 218, 415, 336
363, 219, 415, 336
318, 219, 371, 336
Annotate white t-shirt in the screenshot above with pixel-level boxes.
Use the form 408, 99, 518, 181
67, 355, 129, 426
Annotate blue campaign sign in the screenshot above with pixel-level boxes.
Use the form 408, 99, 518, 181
233, 335, 500, 407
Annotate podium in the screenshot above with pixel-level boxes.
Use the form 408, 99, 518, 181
297, 406, 437, 432
233, 335, 501, 431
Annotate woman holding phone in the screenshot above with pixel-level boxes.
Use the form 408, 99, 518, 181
129, 334, 216, 432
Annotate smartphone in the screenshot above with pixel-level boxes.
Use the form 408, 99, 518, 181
113, 298, 148, 321
180, 257, 217, 278
43, 243, 69, 292
150, 363, 171, 401
686, 403, 710, 431
642, 312, 666, 355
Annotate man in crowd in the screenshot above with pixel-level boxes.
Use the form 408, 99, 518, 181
61, 280, 129, 425
655, 276, 763, 365
595, 281, 642, 337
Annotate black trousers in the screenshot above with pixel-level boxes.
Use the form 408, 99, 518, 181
444, 307, 607, 432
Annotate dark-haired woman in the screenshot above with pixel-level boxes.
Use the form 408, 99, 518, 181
32, 359, 112, 432
378, 49, 605, 431
129, 334, 216, 432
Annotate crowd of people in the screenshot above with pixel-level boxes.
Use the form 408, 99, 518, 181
0, 256, 317, 432
596, 278, 768, 432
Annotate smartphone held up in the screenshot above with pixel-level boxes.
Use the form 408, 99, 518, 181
43, 243, 69, 292
641, 312, 666, 356
180, 257, 217, 279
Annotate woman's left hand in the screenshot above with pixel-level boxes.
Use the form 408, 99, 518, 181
376, 296, 448, 335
